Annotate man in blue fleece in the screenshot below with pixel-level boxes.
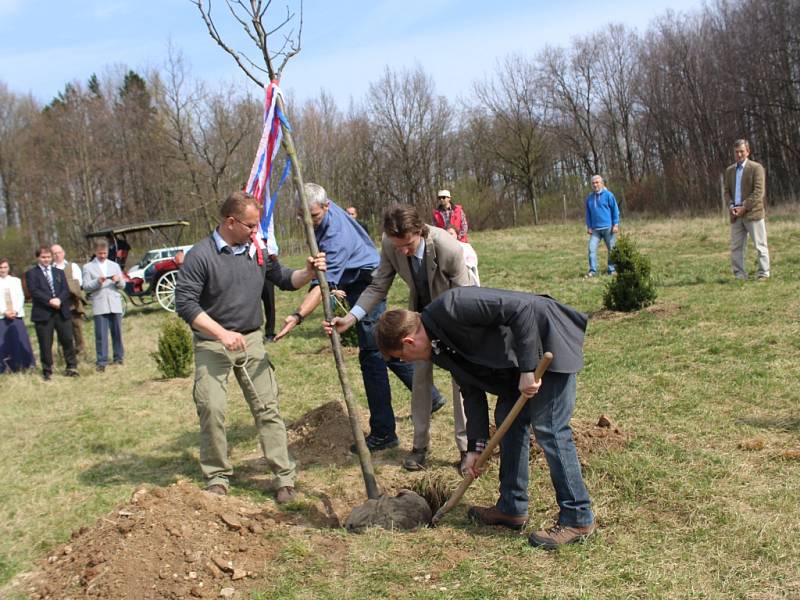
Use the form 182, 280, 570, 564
275, 183, 443, 454
584, 175, 620, 277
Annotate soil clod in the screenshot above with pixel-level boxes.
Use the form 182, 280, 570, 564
345, 489, 432, 533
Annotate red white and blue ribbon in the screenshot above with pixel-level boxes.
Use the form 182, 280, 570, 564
245, 80, 292, 264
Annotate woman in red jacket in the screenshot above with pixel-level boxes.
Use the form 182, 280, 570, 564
432, 190, 469, 242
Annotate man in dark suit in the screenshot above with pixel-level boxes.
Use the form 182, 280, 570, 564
375, 287, 595, 549
25, 246, 79, 380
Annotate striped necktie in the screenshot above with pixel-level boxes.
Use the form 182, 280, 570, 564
44, 267, 55, 296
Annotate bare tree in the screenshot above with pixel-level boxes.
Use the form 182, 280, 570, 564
474, 54, 550, 224
192, 0, 382, 499
540, 39, 603, 178
367, 65, 452, 208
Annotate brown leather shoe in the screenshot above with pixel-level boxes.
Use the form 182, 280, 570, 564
402, 448, 427, 471
467, 505, 528, 530
276, 486, 296, 504
204, 484, 228, 496
528, 522, 596, 549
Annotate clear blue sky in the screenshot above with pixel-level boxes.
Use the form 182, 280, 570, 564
0, 0, 706, 106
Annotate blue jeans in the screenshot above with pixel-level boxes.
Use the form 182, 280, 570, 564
588, 228, 616, 274
344, 276, 442, 439
495, 372, 594, 527
94, 312, 124, 366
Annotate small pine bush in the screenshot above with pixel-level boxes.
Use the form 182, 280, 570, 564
603, 233, 657, 312
152, 316, 194, 378
331, 295, 359, 347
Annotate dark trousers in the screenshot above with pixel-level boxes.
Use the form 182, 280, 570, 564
261, 278, 276, 337
0, 317, 36, 373
94, 313, 124, 366
344, 274, 416, 439
34, 312, 77, 375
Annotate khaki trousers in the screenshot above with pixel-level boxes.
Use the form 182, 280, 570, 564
731, 217, 770, 279
412, 359, 467, 452
192, 330, 295, 489
71, 312, 85, 357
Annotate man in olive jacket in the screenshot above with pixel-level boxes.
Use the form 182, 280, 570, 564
327, 204, 474, 473
724, 138, 770, 280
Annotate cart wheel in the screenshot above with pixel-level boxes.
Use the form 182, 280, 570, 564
155, 270, 179, 312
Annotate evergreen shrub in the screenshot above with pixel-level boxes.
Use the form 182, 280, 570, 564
603, 233, 657, 312
152, 316, 194, 378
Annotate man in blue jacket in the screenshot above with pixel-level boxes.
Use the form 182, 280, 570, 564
275, 183, 442, 454
584, 175, 620, 277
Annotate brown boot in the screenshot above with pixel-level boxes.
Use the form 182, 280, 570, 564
528, 522, 596, 549
467, 505, 528, 530
276, 486, 296, 504
204, 484, 228, 496
402, 448, 427, 471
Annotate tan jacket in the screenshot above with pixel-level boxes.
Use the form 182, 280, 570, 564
356, 226, 474, 314
724, 159, 766, 221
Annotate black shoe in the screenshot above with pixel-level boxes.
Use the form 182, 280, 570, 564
402, 447, 428, 471
431, 395, 446, 414
43, 373, 52, 381
96, 365, 106, 373
350, 433, 399, 454
65, 369, 80, 377
112, 360, 124, 366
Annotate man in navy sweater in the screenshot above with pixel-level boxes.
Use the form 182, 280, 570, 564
584, 175, 620, 278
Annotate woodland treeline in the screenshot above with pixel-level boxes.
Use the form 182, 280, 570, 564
0, 0, 798, 265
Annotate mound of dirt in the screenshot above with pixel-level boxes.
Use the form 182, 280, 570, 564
591, 302, 681, 321
18, 483, 345, 600
490, 414, 628, 464
287, 400, 358, 466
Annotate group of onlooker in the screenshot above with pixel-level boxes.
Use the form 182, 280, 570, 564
582, 138, 769, 282
0, 239, 126, 380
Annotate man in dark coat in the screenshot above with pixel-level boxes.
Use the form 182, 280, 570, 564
374, 286, 595, 548
25, 246, 78, 380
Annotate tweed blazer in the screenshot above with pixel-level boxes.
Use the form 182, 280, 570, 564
356, 225, 473, 314
724, 159, 766, 221
83, 258, 126, 315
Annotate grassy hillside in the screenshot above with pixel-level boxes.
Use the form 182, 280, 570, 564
2, 214, 798, 599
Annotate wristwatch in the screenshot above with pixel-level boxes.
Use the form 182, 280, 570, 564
291, 311, 304, 324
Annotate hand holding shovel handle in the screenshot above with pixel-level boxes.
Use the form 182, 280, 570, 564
431, 352, 553, 525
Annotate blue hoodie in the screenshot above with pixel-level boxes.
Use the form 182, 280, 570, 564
585, 188, 620, 230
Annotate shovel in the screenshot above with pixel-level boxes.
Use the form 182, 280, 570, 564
431, 351, 553, 525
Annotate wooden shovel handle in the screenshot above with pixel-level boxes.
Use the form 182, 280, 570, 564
431, 352, 553, 525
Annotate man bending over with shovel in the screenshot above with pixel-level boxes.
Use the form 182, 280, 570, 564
374, 286, 596, 549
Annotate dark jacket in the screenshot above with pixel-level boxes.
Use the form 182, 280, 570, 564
421, 287, 588, 444
25, 265, 72, 322
422, 287, 587, 375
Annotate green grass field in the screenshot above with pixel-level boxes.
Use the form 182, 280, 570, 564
2, 215, 799, 599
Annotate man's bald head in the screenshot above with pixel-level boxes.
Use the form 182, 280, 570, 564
51, 244, 66, 264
